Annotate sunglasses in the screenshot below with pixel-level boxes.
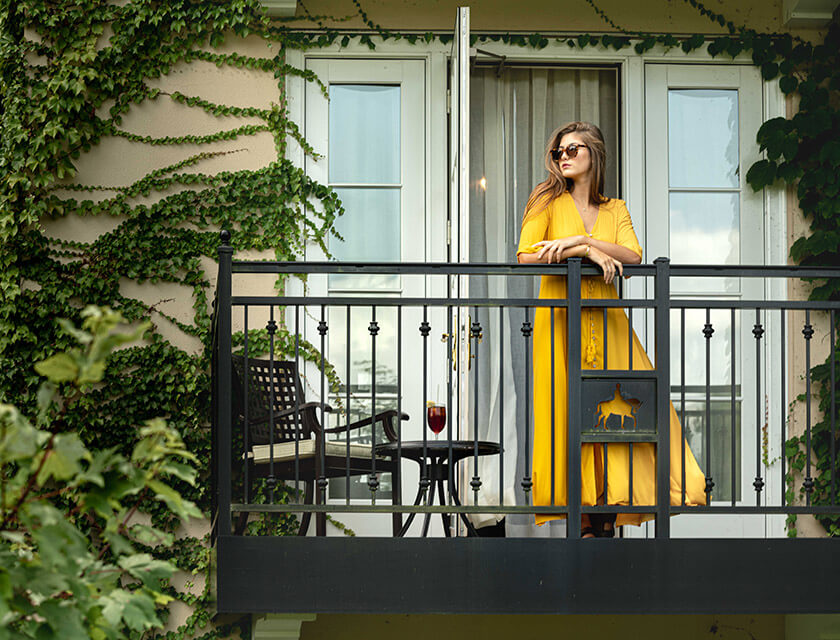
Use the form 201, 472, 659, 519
550, 143, 588, 161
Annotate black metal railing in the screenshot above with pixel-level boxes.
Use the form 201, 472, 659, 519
211, 231, 840, 541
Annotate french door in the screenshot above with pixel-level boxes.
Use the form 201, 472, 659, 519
643, 63, 775, 538
304, 58, 430, 535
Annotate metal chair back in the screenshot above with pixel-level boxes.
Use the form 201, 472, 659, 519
231, 355, 310, 445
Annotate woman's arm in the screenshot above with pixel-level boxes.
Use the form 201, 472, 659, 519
518, 235, 639, 265
517, 238, 627, 284
517, 240, 588, 264
586, 237, 642, 264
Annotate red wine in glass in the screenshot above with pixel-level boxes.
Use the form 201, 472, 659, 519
427, 404, 446, 438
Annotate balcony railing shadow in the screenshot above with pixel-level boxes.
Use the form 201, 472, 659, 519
211, 231, 840, 543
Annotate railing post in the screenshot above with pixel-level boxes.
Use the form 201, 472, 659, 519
217, 230, 233, 537
567, 258, 582, 539
654, 257, 671, 539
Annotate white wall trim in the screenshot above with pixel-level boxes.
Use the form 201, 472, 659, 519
260, 0, 298, 17
252, 614, 316, 640
763, 71, 789, 539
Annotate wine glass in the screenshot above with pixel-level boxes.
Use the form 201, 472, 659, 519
426, 401, 446, 440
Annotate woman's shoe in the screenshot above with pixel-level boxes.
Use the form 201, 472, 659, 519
590, 513, 616, 538
581, 526, 599, 539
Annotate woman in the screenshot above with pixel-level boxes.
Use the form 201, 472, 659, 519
516, 121, 706, 537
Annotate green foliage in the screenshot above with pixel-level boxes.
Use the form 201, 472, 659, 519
0, 1, 343, 638
0, 307, 201, 640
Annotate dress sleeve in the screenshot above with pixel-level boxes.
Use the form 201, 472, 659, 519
516, 205, 550, 256
615, 200, 643, 260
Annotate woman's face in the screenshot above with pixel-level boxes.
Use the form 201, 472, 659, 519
556, 133, 592, 182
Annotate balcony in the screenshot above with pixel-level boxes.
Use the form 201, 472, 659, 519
210, 233, 840, 615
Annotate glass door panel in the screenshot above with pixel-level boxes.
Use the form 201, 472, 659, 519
305, 58, 426, 517
328, 85, 400, 184
667, 88, 742, 294
645, 63, 766, 538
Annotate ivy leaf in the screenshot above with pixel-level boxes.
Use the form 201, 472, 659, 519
726, 39, 743, 58
756, 117, 791, 160
57, 318, 92, 345
777, 161, 803, 183
34, 353, 79, 383
635, 37, 656, 54
779, 75, 798, 95
681, 34, 704, 52
707, 38, 725, 57
119, 553, 175, 587
818, 140, 840, 168
781, 133, 799, 161
37, 433, 90, 484
0, 405, 43, 460
746, 159, 776, 191
39, 600, 88, 639
101, 590, 159, 631
761, 61, 779, 80
128, 523, 174, 547
789, 236, 810, 263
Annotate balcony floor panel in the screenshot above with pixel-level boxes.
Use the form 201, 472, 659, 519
215, 536, 840, 615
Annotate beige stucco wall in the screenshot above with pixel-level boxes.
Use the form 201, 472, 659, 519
44, 33, 282, 354
298, 613, 787, 640
298, 0, 828, 41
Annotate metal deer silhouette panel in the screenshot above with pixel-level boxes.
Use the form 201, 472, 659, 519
580, 379, 657, 443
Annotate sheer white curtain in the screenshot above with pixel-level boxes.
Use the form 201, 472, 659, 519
468, 65, 618, 536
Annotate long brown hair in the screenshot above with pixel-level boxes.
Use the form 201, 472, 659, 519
522, 121, 609, 227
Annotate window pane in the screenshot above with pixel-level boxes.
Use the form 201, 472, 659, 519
668, 89, 739, 189
328, 305, 398, 500
328, 306, 398, 394
673, 399, 741, 502
669, 308, 739, 389
329, 85, 400, 184
669, 191, 740, 293
669, 308, 742, 503
328, 397, 395, 499
329, 188, 400, 289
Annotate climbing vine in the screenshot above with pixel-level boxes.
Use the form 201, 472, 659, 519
1, 0, 839, 636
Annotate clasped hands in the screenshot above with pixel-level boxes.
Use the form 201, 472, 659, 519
532, 235, 624, 284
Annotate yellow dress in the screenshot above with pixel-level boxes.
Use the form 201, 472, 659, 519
517, 192, 707, 526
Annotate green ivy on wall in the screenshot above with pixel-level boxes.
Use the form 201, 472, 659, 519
2, 0, 840, 637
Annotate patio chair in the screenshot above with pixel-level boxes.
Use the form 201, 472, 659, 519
231, 355, 407, 536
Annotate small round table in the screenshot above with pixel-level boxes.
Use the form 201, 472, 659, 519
374, 440, 501, 537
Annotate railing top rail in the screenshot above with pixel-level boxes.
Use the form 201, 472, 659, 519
230, 260, 840, 279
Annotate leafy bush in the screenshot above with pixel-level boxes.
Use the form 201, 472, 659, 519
0, 307, 201, 639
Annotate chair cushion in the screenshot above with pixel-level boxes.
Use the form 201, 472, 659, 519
248, 439, 384, 465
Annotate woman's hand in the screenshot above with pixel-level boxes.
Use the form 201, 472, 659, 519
532, 235, 586, 263
587, 246, 623, 284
